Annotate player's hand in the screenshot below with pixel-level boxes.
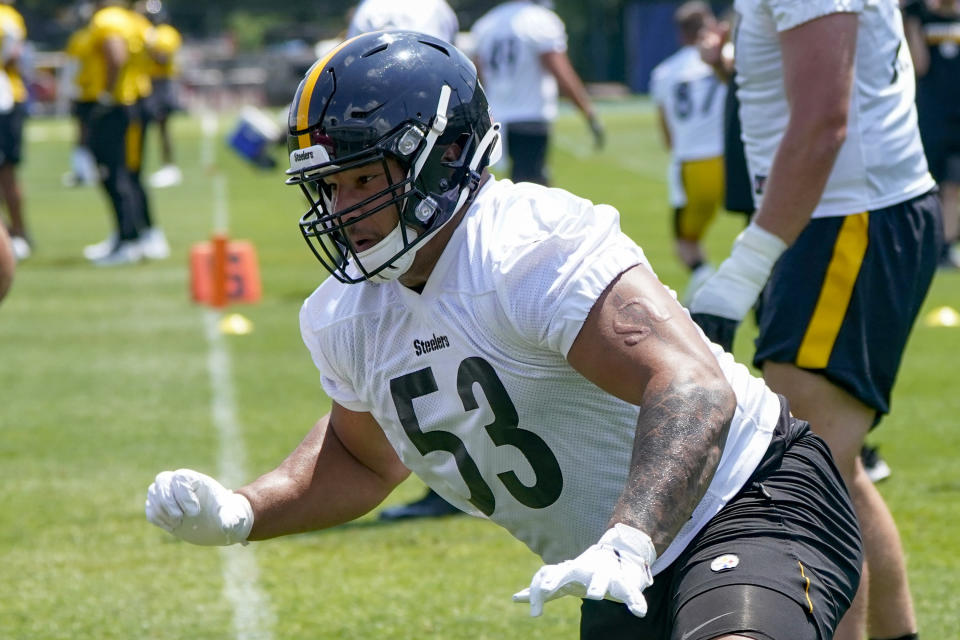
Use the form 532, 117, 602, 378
588, 115, 605, 151
688, 222, 787, 351
513, 523, 655, 618
145, 469, 254, 546
696, 21, 730, 71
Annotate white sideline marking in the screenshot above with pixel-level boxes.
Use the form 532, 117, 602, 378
202, 111, 277, 640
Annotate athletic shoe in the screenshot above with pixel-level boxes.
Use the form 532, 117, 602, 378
91, 240, 143, 266
861, 444, 891, 483
378, 489, 464, 521
139, 228, 170, 260
83, 233, 118, 260
10, 236, 31, 261
148, 164, 183, 189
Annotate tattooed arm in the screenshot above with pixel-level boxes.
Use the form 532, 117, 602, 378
566, 263, 737, 555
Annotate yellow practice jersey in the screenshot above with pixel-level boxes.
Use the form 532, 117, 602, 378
129, 9, 153, 99
0, 5, 26, 103
88, 6, 143, 104
66, 26, 103, 103
147, 23, 181, 79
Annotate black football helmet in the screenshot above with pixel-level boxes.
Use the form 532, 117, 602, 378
285, 31, 500, 283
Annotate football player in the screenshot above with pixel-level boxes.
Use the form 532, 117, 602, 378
83, 0, 165, 266
140, 1, 184, 190
470, 0, 603, 186
649, 1, 728, 303
0, 0, 29, 260
689, 1, 939, 639
904, 0, 960, 268
146, 32, 862, 639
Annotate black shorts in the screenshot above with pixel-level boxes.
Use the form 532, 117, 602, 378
723, 79, 754, 216
753, 191, 941, 417
71, 100, 96, 123
0, 102, 26, 166
580, 397, 862, 640
504, 120, 550, 186
144, 78, 181, 121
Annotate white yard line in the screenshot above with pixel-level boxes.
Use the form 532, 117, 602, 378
205, 311, 277, 640
202, 112, 276, 640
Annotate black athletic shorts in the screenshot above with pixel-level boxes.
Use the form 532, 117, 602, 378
504, 120, 550, 186
723, 76, 754, 217
580, 396, 862, 640
753, 191, 941, 418
144, 77, 181, 121
0, 102, 26, 166
918, 110, 960, 184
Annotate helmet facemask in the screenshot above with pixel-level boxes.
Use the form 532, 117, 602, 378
285, 31, 500, 284
289, 87, 498, 284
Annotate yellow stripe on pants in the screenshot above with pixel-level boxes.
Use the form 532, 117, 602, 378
126, 119, 143, 172
796, 212, 869, 369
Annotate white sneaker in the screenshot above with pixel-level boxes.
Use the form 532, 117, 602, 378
83, 233, 118, 260
10, 236, 31, 261
139, 228, 170, 260
91, 240, 143, 266
148, 165, 183, 189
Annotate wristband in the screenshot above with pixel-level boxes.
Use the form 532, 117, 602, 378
688, 222, 787, 321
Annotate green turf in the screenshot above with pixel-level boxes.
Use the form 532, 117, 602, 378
0, 100, 957, 638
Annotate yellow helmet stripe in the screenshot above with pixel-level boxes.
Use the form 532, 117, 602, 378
295, 36, 362, 148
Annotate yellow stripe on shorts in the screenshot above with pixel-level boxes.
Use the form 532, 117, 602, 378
796, 212, 869, 369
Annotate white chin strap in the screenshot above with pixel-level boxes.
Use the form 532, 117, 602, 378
345, 223, 419, 283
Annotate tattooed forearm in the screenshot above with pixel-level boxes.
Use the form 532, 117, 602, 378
608, 375, 735, 556
612, 293, 672, 346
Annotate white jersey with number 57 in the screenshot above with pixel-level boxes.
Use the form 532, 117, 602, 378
650, 45, 727, 162
300, 178, 780, 569
734, 0, 935, 217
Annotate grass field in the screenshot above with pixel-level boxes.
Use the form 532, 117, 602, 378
1, 100, 958, 639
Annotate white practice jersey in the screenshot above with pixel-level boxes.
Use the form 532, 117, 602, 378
347, 0, 459, 43
301, 178, 780, 569
471, 1, 567, 124
650, 46, 727, 162
735, 0, 935, 217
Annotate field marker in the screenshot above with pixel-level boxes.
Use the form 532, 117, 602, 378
202, 112, 277, 640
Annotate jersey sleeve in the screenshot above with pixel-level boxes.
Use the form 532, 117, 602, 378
492, 193, 647, 357
299, 298, 367, 412
152, 24, 182, 55
521, 7, 568, 54
766, 0, 865, 32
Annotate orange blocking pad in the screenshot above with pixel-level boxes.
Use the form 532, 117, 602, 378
190, 239, 262, 306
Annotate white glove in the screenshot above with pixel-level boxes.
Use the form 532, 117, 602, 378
688, 221, 787, 321
513, 523, 656, 618
145, 469, 254, 546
